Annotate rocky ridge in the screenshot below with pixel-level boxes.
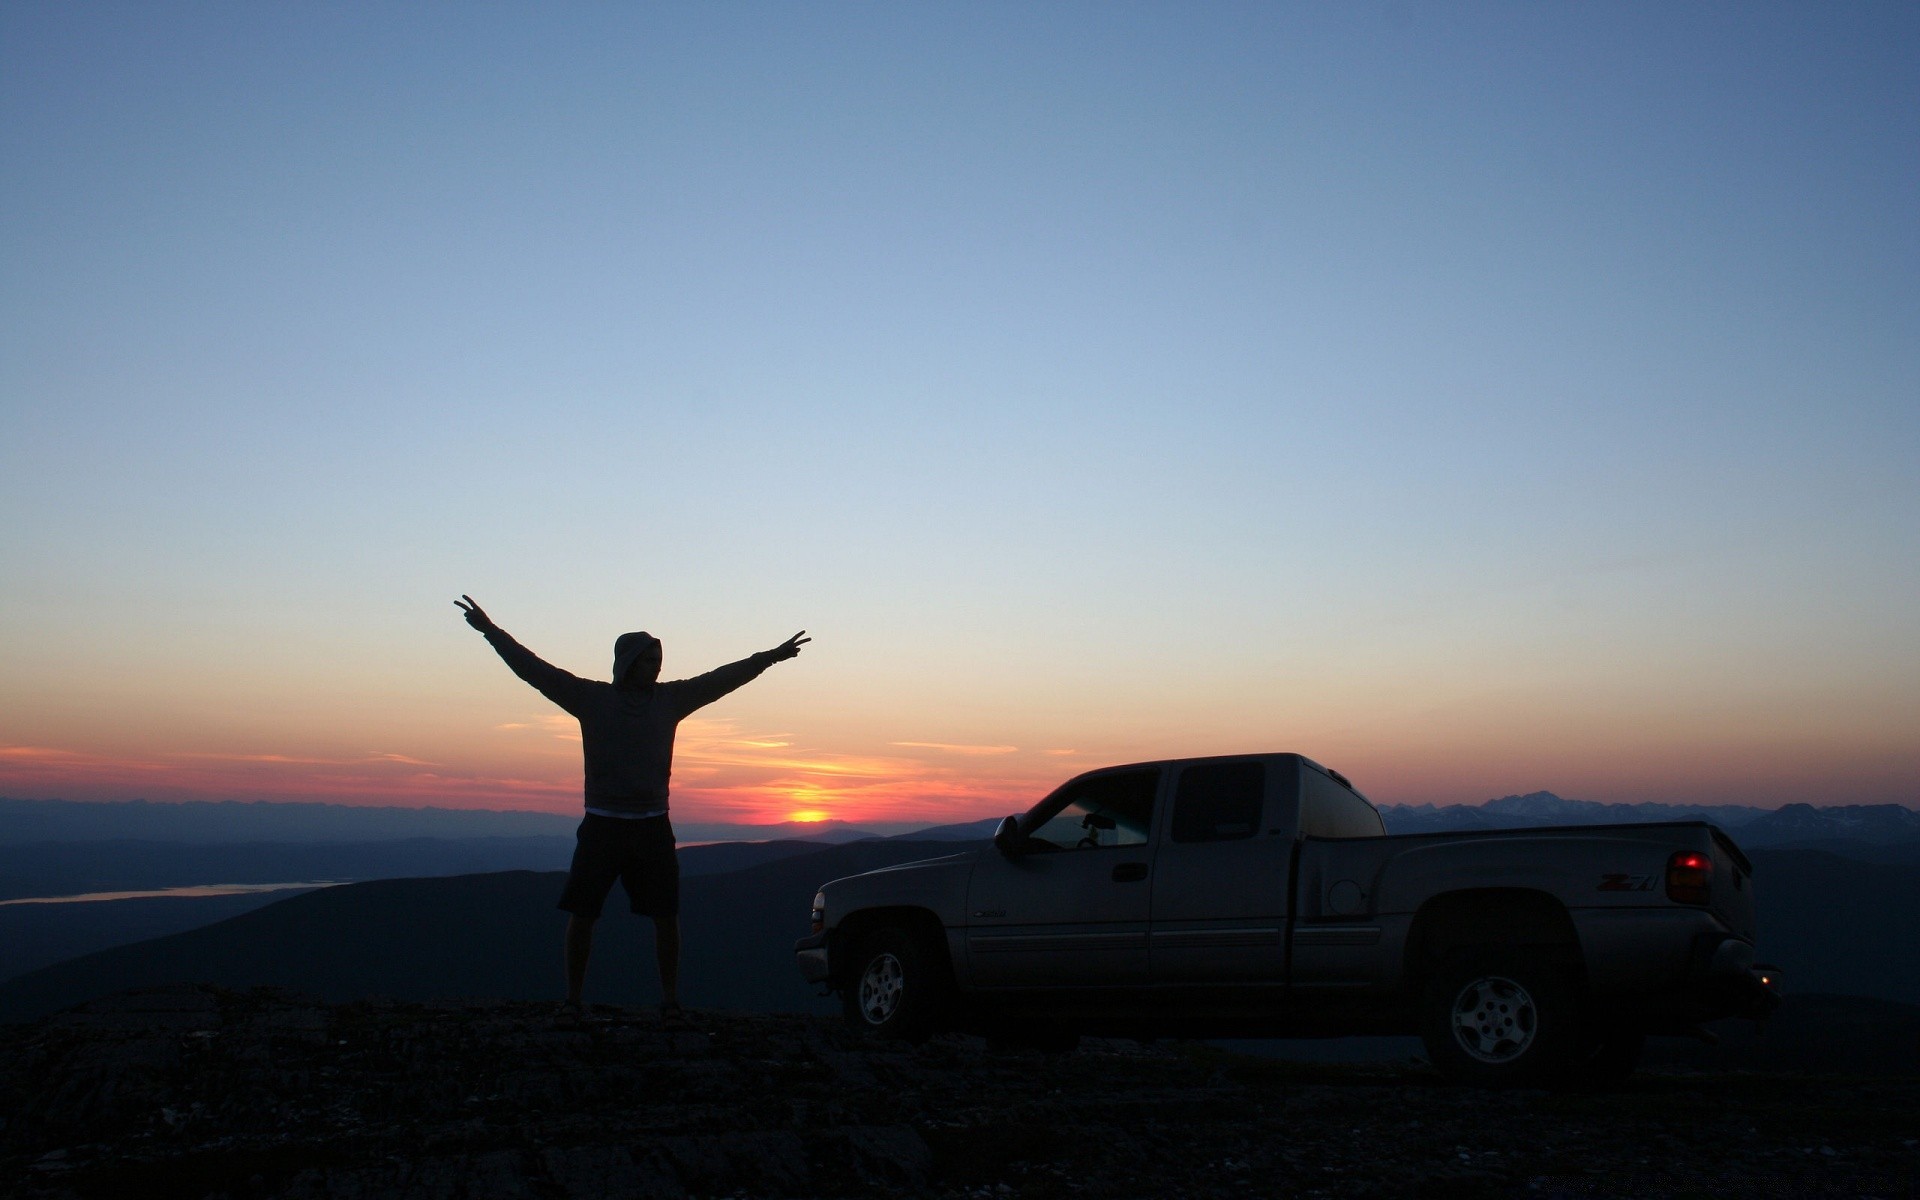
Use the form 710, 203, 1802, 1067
3, 985, 1916, 1199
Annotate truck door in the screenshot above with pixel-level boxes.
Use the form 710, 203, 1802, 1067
965, 767, 1161, 988
1149, 759, 1292, 982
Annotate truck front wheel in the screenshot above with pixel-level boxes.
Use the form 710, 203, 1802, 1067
1421, 951, 1589, 1088
842, 924, 946, 1043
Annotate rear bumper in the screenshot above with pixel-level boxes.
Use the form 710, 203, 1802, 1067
1687, 934, 1782, 1019
795, 931, 831, 985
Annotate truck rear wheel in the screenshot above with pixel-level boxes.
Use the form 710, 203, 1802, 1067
842, 924, 946, 1043
1421, 950, 1589, 1088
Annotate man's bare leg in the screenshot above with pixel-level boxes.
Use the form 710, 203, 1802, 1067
564, 914, 595, 1006
652, 914, 681, 1008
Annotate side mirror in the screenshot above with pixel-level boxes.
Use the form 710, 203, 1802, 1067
993, 814, 1023, 856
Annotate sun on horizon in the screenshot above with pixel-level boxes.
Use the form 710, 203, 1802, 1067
785, 809, 833, 824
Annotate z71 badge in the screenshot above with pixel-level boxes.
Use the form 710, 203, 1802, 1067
1597, 873, 1657, 892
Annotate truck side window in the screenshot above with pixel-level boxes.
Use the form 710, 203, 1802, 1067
1171, 760, 1264, 843
1300, 769, 1386, 838
1023, 768, 1159, 851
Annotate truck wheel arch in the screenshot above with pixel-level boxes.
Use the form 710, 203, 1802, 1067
1404, 888, 1584, 989
833, 906, 952, 990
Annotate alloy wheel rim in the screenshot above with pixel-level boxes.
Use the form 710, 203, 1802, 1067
1450, 975, 1539, 1063
858, 952, 905, 1025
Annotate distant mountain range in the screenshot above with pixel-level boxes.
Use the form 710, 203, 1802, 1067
1377, 792, 1920, 852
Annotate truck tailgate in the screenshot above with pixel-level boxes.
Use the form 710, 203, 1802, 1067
1709, 827, 1757, 942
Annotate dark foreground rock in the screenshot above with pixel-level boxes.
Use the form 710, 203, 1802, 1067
2, 986, 1916, 1199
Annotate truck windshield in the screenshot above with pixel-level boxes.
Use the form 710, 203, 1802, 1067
1023, 768, 1159, 851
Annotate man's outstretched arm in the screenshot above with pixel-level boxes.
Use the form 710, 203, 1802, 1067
455, 595, 589, 714
672, 630, 811, 715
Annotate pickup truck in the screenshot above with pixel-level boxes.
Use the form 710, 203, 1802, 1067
794, 752, 1780, 1086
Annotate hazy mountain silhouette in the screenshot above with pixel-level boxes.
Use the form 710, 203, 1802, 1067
888, 817, 1003, 841
0, 835, 849, 905
0, 798, 918, 848
0, 837, 575, 902
15, 793, 1911, 852
681, 819, 887, 843
1740, 802, 1920, 848
1377, 792, 1920, 850
0, 840, 979, 1022
668, 837, 847, 874
1377, 791, 1764, 833
0, 838, 831, 982
0, 889, 309, 983
0, 797, 578, 843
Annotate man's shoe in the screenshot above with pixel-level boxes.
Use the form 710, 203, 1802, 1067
659, 1002, 697, 1032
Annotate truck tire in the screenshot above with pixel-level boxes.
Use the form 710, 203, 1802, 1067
1421, 951, 1589, 1088
842, 924, 946, 1043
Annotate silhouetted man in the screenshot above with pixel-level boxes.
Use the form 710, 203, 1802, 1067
455, 595, 808, 1026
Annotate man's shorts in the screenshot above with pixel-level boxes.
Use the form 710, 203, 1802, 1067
557, 813, 679, 919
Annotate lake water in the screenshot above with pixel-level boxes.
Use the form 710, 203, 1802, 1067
0, 881, 343, 906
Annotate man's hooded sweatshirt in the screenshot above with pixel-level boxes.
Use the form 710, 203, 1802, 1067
482, 626, 779, 818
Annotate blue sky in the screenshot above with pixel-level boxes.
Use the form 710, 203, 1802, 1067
3, 2, 1915, 818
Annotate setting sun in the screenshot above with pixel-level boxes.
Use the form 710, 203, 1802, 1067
786, 810, 832, 824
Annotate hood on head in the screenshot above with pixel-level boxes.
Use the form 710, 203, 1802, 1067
612, 631, 661, 684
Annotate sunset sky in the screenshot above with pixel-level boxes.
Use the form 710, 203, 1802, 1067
3, 3, 1915, 827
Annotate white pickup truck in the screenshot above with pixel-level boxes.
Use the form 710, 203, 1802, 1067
794, 752, 1780, 1086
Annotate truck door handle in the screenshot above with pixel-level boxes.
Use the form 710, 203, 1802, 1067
1112, 862, 1148, 883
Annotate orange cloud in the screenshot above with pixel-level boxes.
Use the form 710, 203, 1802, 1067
0, 745, 87, 762
168, 752, 350, 765
492, 714, 580, 743
890, 741, 1019, 756
166, 751, 444, 768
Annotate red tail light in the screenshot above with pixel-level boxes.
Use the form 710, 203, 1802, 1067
1666, 850, 1713, 905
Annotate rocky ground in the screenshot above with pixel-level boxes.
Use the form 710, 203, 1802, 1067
1, 985, 1915, 1199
